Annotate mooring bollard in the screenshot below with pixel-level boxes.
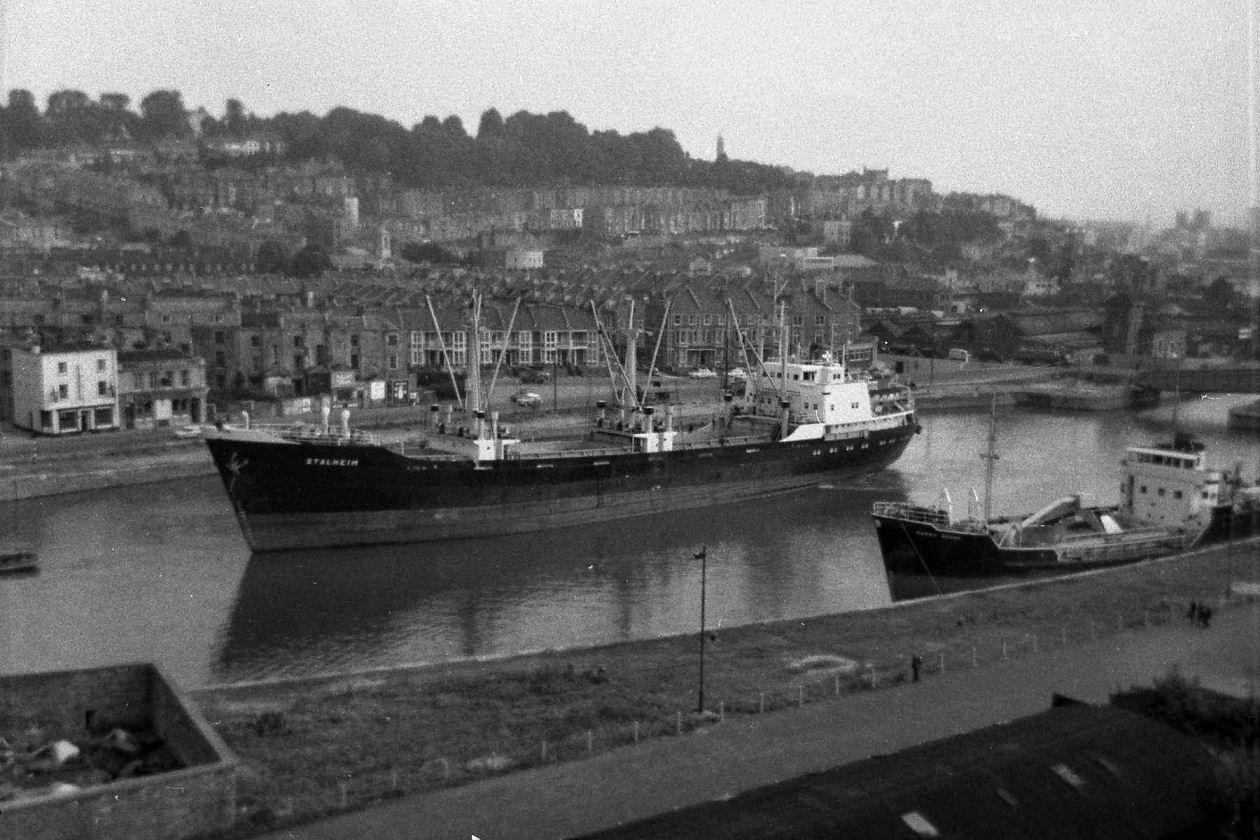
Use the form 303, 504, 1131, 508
760, 692, 765, 714
834, 674, 841, 696
633, 721, 639, 742
1002, 641, 1008, 659
868, 665, 877, 688
720, 701, 725, 721
587, 730, 593, 753
798, 686, 804, 706
391, 768, 398, 790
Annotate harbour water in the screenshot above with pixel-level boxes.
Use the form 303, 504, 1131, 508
1, 396, 1257, 689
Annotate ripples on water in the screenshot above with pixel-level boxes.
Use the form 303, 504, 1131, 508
1, 395, 1256, 687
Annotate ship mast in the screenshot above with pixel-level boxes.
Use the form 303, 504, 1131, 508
467, 293, 484, 438
980, 394, 999, 523
778, 298, 790, 438
625, 298, 638, 411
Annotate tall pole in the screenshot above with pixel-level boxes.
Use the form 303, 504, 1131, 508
981, 394, 999, 524
696, 544, 707, 714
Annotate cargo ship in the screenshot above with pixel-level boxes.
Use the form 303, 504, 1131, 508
872, 431, 1260, 577
205, 300, 919, 552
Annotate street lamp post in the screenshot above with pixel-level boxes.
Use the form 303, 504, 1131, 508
696, 545, 708, 714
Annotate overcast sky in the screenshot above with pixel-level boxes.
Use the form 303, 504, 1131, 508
2, 0, 1255, 225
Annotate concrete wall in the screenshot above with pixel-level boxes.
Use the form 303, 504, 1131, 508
0, 663, 236, 840
0, 460, 217, 503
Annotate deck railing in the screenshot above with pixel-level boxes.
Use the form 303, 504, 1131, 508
242, 423, 382, 447
871, 501, 983, 531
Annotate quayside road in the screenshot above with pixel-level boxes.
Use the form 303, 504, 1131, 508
253, 598, 1260, 840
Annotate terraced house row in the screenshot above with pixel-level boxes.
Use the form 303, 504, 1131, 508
0, 268, 880, 411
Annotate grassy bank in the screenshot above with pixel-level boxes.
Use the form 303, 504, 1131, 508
195, 539, 1260, 832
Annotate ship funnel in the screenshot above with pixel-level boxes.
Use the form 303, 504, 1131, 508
340, 405, 351, 438
320, 400, 331, 436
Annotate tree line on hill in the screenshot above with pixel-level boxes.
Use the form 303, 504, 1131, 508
0, 88, 793, 194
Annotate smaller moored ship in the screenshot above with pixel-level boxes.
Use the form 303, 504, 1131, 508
872, 430, 1260, 577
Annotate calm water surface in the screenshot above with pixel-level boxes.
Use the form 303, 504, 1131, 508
1, 396, 1256, 688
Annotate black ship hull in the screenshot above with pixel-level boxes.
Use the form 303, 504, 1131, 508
208, 421, 917, 551
873, 504, 1258, 578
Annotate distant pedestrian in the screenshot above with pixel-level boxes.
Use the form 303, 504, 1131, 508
1199, 604, 1213, 628
910, 654, 922, 682
1186, 600, 1198, 623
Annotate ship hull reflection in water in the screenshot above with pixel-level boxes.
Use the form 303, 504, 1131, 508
214, 475, 902, 683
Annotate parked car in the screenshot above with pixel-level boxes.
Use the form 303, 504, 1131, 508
688, 367, 717, 379
725, 367, 748, 381
172, 425, 202, 439
511, 390, 543, 407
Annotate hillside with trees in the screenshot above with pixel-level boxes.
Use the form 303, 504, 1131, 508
0, 89, 794, 195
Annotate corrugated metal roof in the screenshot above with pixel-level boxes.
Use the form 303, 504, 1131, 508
574, 704, 1220, 840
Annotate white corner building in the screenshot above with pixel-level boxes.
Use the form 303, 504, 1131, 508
2, 341, 120, 434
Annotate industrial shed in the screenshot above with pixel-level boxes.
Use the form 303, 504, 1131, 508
573, 702, 1223, 840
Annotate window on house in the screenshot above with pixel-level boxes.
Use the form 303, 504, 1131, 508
386, 334, 399, 347
293, 335, 304, 347
98, 381, 108, 396
294, 354, 303, 370
181, 370, 190, 386
388, 355, 398, 370
214, 331, 225, 344
97, 359, 106, 371
350, 334, 360, 347
250, 335, 261, 347
673, 314, 682, 326
57, 362, 68, 374
703, 315, 712, 325
688, 315, 698, 326
58, 383, 68, 399
214, 351, 225, 367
